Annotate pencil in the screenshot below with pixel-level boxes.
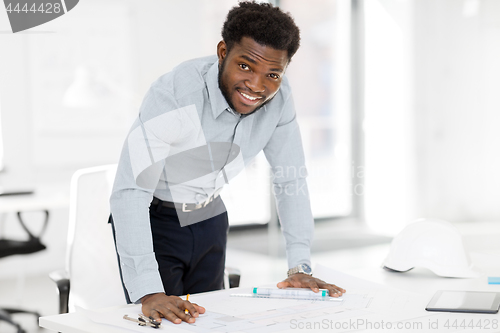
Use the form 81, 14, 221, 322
185, 294, 190, 314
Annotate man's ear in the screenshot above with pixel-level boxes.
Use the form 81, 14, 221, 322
217, 40, 227, 65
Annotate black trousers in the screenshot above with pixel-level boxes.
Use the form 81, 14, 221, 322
111, 196, 229, 301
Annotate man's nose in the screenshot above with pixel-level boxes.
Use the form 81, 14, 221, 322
245, 74, 265, 93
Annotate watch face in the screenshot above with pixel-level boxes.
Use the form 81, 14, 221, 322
301, 264, 312, 274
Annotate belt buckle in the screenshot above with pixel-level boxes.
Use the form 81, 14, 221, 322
182, 203, 193, 212
183, 193, 217, 212
203, 197, 212, 208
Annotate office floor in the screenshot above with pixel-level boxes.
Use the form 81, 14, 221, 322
0, 220, 391, 333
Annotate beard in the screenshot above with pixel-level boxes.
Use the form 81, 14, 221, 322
217, 58, 275, 116
218, 57, 238, 112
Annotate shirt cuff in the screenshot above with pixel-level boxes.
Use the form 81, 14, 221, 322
119, 252, 165, 303
286, 244, 312, 269
125, 270, 165, 303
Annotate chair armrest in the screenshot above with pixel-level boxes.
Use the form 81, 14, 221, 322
49, 270, 70, 314
225, 267, 241, 289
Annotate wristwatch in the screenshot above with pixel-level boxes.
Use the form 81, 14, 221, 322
287, 263, 313, 277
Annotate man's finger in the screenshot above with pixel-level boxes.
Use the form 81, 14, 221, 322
163, 310, 182, 324
191, 303, 206, 314
155, 303, 193, 324
277, 280, 292, 289
329, 288, 341, 297
183, 300, 200, 318
148, 309, 162, 323
327, 285, 346, 297
307, 280, 320, 292
329, 284, 346, 294
165, 302, 196, 324
314, 280, 346, 295
324, 283, 345, 292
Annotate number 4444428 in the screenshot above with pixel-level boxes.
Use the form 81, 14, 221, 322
444, 319, 498, 330
5, 2, 62, 14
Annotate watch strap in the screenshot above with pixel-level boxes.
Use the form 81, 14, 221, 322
287, 264, 312, 277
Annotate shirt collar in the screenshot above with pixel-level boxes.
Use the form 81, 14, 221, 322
206, 59, 230, 119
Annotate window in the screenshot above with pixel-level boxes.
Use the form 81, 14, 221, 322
279, 0, 352, 218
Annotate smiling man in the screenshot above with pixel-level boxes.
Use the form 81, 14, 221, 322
218, 36, 285, 114
110, 1, 345, 325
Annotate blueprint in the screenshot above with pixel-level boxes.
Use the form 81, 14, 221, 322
79, 296, 372, 333
78, 265, 457, 332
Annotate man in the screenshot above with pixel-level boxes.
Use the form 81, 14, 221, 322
110, 1, 345, 325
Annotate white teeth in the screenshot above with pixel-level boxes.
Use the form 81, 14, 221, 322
240, 91, 261, 101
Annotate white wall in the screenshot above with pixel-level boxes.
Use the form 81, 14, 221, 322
414, 0, 500, 222
0, 35, 35, 184
364, 0, 500, 234
0, 0, 236, 179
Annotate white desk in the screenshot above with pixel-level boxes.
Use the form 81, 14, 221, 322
0, 184, 69, 239
39, 264, 500, 333
39, 222, 500, 333
0, 186, 69, 214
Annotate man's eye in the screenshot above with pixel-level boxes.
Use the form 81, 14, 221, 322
269, 73, 280, 79
239, 64, 249, 70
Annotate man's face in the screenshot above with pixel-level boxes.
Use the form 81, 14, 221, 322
217, 37, 289, 115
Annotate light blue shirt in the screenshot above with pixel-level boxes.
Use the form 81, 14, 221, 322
110, 55, 314, 302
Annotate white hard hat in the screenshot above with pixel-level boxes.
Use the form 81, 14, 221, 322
382, 218, 481, 278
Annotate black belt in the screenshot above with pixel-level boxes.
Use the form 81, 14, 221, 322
151, 192, 221, 212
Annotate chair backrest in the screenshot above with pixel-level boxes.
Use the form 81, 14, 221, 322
66, 164, 126, 311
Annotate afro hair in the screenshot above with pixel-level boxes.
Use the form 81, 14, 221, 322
221, 1, 301, 60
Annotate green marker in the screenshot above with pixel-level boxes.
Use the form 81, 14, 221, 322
253, 287, 329, 297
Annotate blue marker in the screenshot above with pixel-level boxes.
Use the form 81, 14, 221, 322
488, 277, 500, 285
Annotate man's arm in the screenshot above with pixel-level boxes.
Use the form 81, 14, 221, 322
263, 92, 345, 297
110, 84, 205, 323
110, 119, 170, 303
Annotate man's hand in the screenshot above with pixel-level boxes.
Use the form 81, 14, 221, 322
141, 293, 206, 324
277, 274, 346, 297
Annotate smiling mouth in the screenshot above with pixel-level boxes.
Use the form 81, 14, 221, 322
238, 90, 263, 104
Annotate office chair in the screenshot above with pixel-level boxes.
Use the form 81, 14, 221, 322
0, 210, 47, 333
50, 164, 126, 313
51, 164, 240, 314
